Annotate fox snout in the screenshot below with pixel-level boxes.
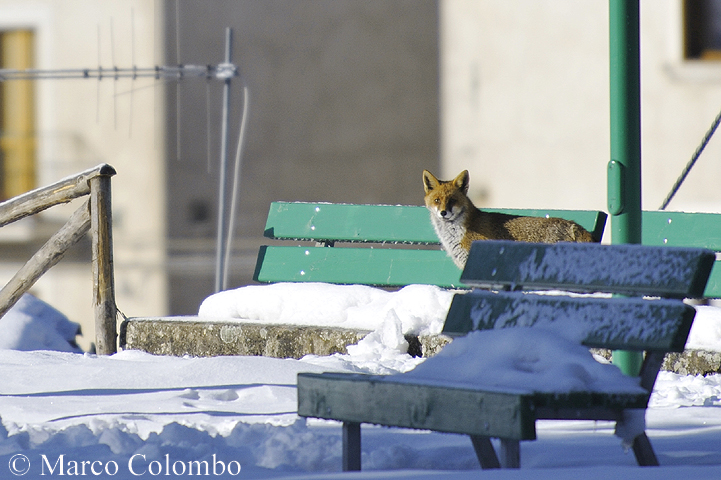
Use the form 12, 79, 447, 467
432, 201, 461, 221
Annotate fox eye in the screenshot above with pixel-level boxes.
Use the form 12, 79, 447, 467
434, 199, 440, 204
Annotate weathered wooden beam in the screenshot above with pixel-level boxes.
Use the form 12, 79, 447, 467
0, 164, 116, 228
0, 200, 91, 319
90, 173, 117, 355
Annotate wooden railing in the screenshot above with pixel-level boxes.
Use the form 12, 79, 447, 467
0, 164, 117, 354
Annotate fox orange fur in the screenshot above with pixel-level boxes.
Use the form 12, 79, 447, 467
423, 170, 594, 268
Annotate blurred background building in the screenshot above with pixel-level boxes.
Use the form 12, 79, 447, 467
0, 0, 719, 350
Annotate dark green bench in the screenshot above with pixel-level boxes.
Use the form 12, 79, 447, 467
297, 240, 715, 470
254, 202, 607, 288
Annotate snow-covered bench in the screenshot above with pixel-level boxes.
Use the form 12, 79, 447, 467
255, 202, 607, 288
297, 240, 716, 470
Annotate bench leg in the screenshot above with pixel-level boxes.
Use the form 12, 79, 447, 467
342, 421, 361, 471
632, 433, 659, 466
469, 435, 500, 469
500, 439, 520, 468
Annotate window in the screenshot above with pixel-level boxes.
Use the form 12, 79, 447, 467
0, 30, 35, 200
685, 0, 721, 59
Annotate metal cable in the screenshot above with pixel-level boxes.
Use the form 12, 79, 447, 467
660, 106, 721, 210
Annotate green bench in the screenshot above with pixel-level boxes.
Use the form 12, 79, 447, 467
642, 211, 721, 298
254, 202, 607, 288
255, 202, 721, 298
297, 240, 715, 470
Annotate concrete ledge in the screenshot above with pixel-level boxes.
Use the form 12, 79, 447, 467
120, 316, 454, 359
120, 317, 370, 359
663, 350, 721, 376
120, 317, 721, 375
592, 348, 721, 376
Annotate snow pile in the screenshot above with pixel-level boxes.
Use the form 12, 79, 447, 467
199, 283, 454, 337
199, 283, 456, 373
394, 326, 648, 447
0, 349, 475, 475
0, 294, 81, 353
400, 328, 644, 395
0, 350, 337, 439
651, 371, 721, 408
685, 305, 721, 351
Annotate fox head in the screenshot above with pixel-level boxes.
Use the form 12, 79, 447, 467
422, 170, 471, 222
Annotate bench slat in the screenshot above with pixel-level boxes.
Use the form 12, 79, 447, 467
461, 241, 715, 298
254, 246, 465, 287
643, 211, 721, 249
643, 211, 721, 298
297, 372, 649, 441
264, 202, 439, 244
703, 265, 721, 299
264, 202, 607, 243
442, 290, 695, 352
297, 372, 537, 440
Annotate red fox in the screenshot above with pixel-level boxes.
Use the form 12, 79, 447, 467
423, 170, 595, 268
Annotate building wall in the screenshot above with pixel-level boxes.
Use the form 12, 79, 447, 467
440, 0, 721, 239
641, 0, 721, 213
4, 1, 717, 347
165, 0, 440, 314
0, 0, 167, 350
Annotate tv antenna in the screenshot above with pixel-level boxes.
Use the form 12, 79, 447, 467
0, 27, 248, 294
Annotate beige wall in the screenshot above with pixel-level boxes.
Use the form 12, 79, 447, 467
440, 0, 721, 235
0, 0, 167, 350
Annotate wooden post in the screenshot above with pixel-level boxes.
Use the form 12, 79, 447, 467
0, 200, 91, 319
90, 172, 117, 355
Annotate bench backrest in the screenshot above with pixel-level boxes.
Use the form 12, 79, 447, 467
255, 202, 607, 288
460, 241, 714, 298
642, 210, 721, 298
443, 240, 715, 353
443, 290, 696, 352
263, 202, 607, 243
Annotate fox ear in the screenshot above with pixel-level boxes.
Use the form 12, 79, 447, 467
453, 170, 470, 194
422, 170, 440, 193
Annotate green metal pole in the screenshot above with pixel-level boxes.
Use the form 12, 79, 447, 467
608, 0, 643, 376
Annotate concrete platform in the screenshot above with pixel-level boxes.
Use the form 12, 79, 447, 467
120, 317, 721, 375
120, 317, 373, 358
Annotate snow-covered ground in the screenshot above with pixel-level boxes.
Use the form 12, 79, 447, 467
2, 287, 721, 479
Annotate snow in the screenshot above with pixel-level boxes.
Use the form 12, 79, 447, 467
684, 305, 721, 351
399, 329, 644, 395
2, 287, 721, 478
199, 283, 452, 336
0, 294, 81, 353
